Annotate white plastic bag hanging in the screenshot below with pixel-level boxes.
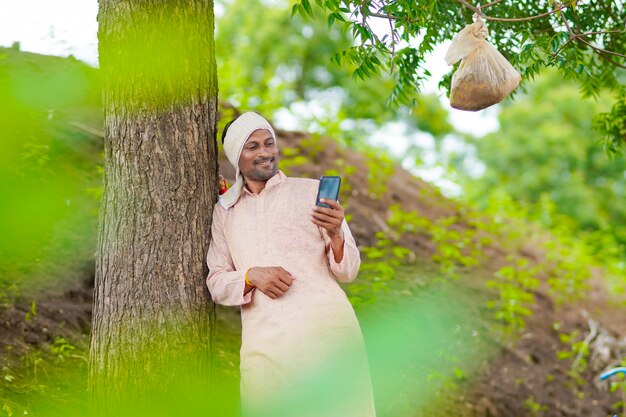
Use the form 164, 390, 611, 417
444, 13, 521, 111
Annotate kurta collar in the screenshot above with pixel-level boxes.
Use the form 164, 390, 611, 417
243, 170, 286, 196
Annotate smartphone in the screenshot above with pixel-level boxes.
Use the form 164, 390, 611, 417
315, 176, 341, 208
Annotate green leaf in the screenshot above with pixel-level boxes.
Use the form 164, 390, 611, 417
301, 0, 314, 17
333, 12, 345, 22
557, 351, 573, 360
327, 12, 336, 28
291, 3, 300, 18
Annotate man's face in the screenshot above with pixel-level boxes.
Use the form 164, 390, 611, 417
238, 129, 279, 182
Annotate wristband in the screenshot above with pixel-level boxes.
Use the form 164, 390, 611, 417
244, 268, 254, 287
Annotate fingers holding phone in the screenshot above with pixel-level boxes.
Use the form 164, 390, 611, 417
315, 176, 341, 208
311, 198, 344, 238
312, 176, 344, 238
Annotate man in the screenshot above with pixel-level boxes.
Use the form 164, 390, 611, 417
206, 112, 376, 417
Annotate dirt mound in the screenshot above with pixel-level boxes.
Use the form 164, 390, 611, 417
460, 279, 626, 417
0, 276, 93, 357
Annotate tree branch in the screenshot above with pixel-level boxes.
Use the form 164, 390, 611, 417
558, 7, 577, 40
367, 9, 421, 25
455, 0, 568, 22
369, 11, 400, 20
578, 38, 626, 60
555, 10, 626, 67
596, 51, 626, 70
481, 0, 503, 9
552, 37, 575, 59
387, 9, 396, 73
578, 30, 625, 37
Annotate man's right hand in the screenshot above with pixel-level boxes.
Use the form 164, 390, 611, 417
247, 266, 295, 299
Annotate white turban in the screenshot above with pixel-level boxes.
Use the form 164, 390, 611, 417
219, 112, 277, 209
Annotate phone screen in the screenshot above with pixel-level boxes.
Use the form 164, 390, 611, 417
316, 176, 341, 208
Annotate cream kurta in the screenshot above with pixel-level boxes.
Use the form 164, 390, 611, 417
207, 171, 376, 417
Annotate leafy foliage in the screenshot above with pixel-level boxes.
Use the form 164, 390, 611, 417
216, 0, 397, 124
538, 198, 593, 303
524, 396, 548, 416
0, 48, 101, 294
555, 326, 593, 387
216, 0, 457, 144
291, 0, 626, 151
1, 336, 88, 417
486, 257, 540, 331
462, 71, 626, 246
595, 86, 626, 157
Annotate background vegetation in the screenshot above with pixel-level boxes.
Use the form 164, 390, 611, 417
1, 0, 625, 416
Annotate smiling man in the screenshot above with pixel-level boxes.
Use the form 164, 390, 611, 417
206, 112, 376, 417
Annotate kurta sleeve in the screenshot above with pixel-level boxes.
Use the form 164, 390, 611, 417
323, 219, 361, 283
206, 205, 253, 306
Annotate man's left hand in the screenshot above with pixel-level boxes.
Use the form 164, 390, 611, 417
311, 199, 344, 238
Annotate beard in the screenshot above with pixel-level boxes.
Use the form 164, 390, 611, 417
244, 157, 278, 181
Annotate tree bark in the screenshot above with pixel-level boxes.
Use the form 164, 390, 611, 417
89, 0, 218, 414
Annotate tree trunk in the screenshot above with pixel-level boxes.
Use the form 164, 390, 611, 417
89, 0, 218, 414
